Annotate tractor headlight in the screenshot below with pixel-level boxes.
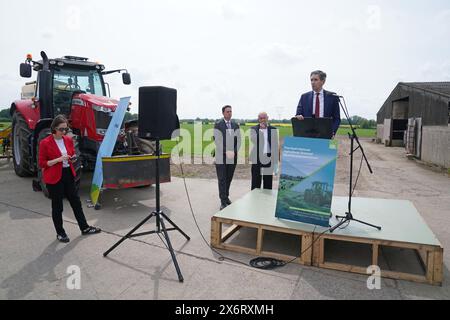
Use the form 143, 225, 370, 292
92, 105, 112, 115
72, 99, 85, 107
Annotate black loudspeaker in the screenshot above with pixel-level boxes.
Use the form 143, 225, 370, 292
138, 86, 180, 140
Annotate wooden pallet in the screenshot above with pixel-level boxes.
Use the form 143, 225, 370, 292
211, 218, 314, 266
210, 190, 444, 286
211, 218, 443, 286
313, 233, 443, 286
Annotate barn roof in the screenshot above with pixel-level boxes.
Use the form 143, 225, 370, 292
399, 82, 450, 98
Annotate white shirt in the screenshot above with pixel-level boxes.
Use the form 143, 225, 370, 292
54, 138, 70, 168
312, 89, 325, 118
224, 119, 232, 127
259, 128, 270, 154
224, 119, 233, 135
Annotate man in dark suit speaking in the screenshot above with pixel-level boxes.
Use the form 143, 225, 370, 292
295, 70, 341, 136
214, 105, 241, 210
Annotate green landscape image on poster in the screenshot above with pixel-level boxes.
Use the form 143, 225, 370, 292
275, 137, 338, 227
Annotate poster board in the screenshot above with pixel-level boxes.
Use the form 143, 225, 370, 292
275, 137, 338, 227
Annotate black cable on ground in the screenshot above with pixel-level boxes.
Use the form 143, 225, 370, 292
177, 158, 248, 267
249, 226, 331, 270
173, 140, 249, 267
249, 257, 286, 269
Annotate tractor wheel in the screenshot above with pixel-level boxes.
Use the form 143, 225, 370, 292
37, 128, 52, 198
12, 112, 33, 177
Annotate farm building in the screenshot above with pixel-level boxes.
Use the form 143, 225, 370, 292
376, 82, 450, 169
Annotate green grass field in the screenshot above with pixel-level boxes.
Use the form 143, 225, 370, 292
161, 123, 376, 155
336, 127, 376, 138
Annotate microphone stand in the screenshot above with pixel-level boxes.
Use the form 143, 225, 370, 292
329, 96, 381, 233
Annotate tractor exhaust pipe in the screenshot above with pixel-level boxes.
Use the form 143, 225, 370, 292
41, 51, 49, 71
38, 51, 53, 119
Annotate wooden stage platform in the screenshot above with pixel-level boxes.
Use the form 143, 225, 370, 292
211, 190, 444, 286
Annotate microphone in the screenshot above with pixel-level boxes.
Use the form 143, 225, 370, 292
329, 92, 343, 98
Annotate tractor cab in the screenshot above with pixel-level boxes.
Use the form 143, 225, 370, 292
52, 64, 107, 116
304, 181, 333, 207
312, 182, 330, 193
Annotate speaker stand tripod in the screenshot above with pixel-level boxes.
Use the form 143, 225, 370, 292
103, 138, 190, 282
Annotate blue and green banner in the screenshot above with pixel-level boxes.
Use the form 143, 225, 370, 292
275, 137, 338, 227
90, 97, 131, 206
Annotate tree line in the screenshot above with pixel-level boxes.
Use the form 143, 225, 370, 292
0, 107, 376, 129
0, 108, 11, 122
186, 116, 377, 128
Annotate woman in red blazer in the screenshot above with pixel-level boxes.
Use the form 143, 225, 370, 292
39, 115, 101, 243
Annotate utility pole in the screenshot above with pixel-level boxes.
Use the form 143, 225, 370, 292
275, 106, 285, 122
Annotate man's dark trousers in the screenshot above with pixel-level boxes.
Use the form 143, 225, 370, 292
251, 154, 273, 190
216, 163, 236, 205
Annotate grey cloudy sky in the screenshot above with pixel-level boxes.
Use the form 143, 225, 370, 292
1, 0, 449, 120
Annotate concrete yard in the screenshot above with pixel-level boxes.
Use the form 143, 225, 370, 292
1, 137, 450, 300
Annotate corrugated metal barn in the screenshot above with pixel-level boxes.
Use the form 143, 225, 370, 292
377, 82, 450, 169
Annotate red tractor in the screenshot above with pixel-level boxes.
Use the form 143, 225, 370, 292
11, 51, 135, 196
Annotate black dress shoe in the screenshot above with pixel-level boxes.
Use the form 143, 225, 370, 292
57, 234, 70, 243
220, 203, 228, 211
82, 226, 102, 235
226, 199, 232, 205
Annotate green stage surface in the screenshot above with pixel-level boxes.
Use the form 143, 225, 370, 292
214, 189, 442, 247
